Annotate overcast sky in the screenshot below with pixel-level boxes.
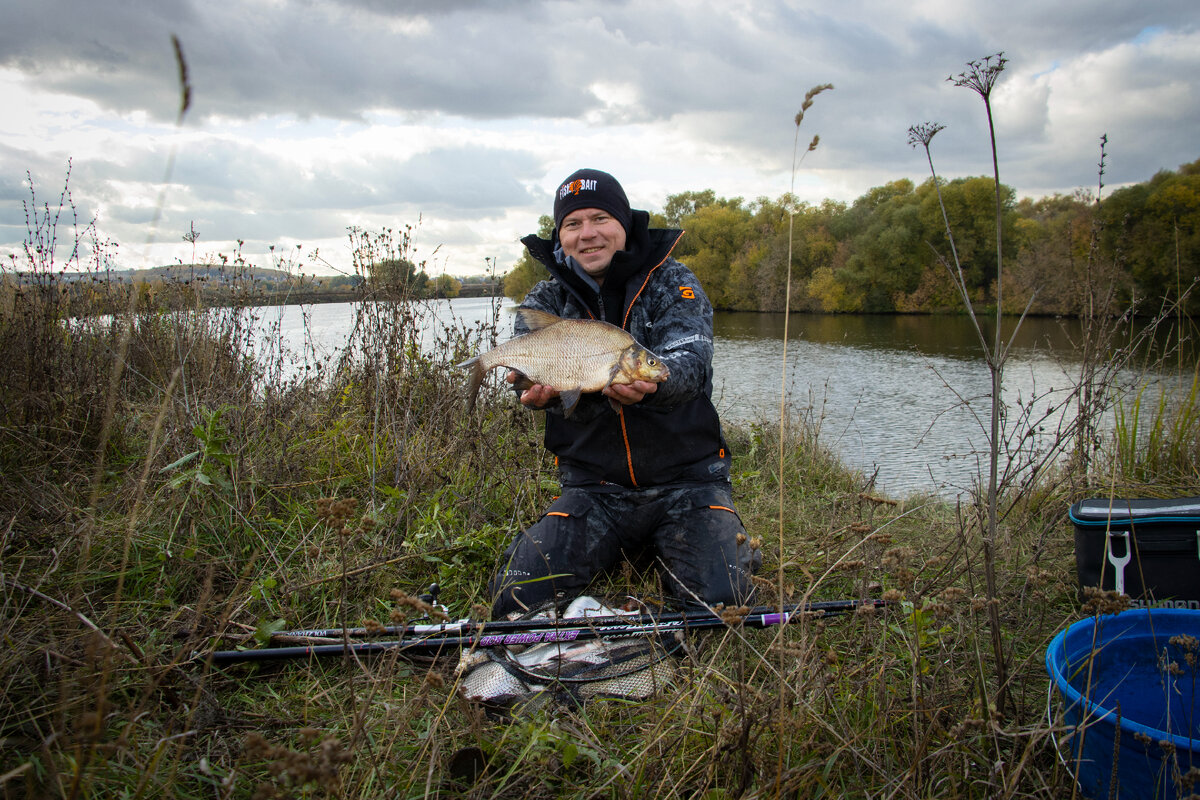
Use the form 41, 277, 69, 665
2, 0, 1197, 279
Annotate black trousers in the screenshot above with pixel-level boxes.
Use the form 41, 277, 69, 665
490, 483, 758, 618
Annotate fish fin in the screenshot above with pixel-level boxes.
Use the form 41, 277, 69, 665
515, 307, 563, 332
608, 396, 622, 414
560, 388, 582, 418
602, 361, 622, 390
510, 370, 534, 393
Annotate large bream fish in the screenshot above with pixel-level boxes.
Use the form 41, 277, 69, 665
457, 308, 670, 417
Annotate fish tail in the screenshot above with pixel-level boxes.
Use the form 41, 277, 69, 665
458, 356, 484, 413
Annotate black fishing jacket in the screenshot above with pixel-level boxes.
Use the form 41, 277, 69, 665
517, 210, 732, 489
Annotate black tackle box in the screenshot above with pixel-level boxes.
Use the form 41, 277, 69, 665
1069, 496, 1200, 609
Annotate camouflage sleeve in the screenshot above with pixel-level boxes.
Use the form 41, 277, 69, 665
638, 262, 714, 409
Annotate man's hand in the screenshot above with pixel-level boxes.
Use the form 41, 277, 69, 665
603, 380, 658, 406
507, 370, 560, 408
507, 371, 658, 408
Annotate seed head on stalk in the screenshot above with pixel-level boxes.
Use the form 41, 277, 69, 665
948, 52, 1007, 98
780, 81, 833, 431
792, 84, 833, 177
907, 121, 945, 151
776, 81, 831, 793
948, 52, 1008, 334
905, 120, 980, 334
936, 51, 1014, 720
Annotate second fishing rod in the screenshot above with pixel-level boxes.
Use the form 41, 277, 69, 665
200, 597, 890, 665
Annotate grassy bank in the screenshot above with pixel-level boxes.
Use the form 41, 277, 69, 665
1, 265, 1197, 799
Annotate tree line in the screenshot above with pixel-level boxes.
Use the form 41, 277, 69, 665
366, 258, 462, 299
504, 158, 1199, 316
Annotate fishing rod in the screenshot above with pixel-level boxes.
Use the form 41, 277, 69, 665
196, 598, 887, 666
268, 596, 879, 641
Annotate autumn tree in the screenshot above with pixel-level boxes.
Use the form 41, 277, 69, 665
369, 257, 429, 298
661, 189, 745, 227
746, 198, 843, 312
1006, 192, 1103, 315
497, 159, 1198, 315
671, 200, 755, 308
917, 176, 1019, 301
839, 179, 924, 311
428, 274, 461, 298
1101, 160, 1200, 313
503, 215, 554, 301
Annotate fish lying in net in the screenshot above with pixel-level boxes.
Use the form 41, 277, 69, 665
456, 596, 680, 711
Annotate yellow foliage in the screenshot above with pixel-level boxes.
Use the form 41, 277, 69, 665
808, 265, 861, 312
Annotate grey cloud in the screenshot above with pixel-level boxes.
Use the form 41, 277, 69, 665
2, 0, 1197, 270
2, 115, 543, 269
5, 1, 1195, 145
70, 143, 535, 250
161, 140, 539, 215
1, 0, 591, 122
321, 0, 538, 16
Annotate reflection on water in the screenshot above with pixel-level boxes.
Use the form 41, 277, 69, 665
714, 311, 1166, 361
712, 324, 1054, 497
267, 299, 1188, 499
712, 312, 1189, 497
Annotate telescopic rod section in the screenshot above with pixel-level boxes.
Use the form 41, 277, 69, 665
194, 599, 887, 666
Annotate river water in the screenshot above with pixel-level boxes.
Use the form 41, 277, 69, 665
262, 297, 1187, 499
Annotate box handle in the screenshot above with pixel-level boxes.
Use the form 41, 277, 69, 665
1105, 530, 1131, 595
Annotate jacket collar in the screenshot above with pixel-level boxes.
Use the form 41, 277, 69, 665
520, 210, 683, 299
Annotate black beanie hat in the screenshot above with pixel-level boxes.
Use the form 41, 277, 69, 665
553, 168, 633, 236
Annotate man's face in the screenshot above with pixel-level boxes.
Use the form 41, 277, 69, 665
559, 207, 627, 283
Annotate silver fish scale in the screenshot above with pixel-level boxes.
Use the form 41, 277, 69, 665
482, 323, 635, 391
458, 310, 668, 414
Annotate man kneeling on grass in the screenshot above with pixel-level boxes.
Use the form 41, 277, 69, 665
489, 168, 760, 618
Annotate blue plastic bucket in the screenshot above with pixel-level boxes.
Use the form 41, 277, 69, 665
1046, 608, 1200, 799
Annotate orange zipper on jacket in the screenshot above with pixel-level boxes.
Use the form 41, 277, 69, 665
617, 229, 683, 487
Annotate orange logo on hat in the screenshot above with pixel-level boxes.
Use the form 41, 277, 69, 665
558, 178, 598, 199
